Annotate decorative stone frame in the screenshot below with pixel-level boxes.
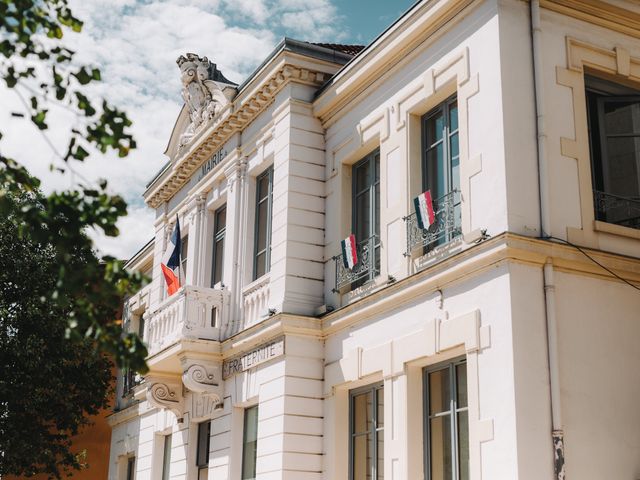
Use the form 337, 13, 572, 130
557, 37, 640, 246
324, 310, 492, 479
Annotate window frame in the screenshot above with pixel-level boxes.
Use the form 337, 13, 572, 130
420, 94, 461, 249
180, 234, 189, 283
348, 382, 384, 480
211, 204, 227, 286
196, 421, 211, 475
253, 167, 274, 280
423, 358, 468, 480
350, 149, 381, 287
126, 456, 136, 480
161, 433, 172, 480
241, 404, 259, 480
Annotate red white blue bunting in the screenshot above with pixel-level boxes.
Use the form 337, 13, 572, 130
340, 234, 358, 270
414, 190, 435, 230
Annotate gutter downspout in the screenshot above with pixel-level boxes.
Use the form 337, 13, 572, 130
530, 1, 565, 478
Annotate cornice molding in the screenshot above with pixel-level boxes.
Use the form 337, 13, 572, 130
144, 64, 328, 208
540, 0, 640, 39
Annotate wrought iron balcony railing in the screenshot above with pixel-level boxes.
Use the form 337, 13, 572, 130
333, 235, 379, 292
404, 189, 461, 256
593, 190, 640, 230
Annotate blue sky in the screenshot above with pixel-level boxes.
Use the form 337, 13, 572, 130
0, 0, 416, 258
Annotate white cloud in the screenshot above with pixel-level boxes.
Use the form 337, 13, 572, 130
0, 0, 346, 260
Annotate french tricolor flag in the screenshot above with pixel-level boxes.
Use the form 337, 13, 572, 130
414, 190, 436, 230
160, 217, 182, 296
341, 234, 358, 270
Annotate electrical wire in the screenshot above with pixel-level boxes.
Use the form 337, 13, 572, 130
542, 235, 640, 292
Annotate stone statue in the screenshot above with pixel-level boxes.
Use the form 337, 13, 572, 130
177, 53, 236, 147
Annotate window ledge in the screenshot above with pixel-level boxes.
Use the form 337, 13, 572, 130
594, 220, 640, 241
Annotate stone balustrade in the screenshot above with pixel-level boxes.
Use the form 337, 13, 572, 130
145, 285, 229, 357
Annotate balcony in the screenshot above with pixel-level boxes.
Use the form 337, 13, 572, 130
594, 190, 640, 230
145, 285, 229, 359
404, 190, 461, 256
333, 235, 379, 292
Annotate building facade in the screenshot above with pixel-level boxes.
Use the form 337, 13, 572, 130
108, 1, 640, 479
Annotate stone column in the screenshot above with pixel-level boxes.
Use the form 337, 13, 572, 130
222, 155, 248, 337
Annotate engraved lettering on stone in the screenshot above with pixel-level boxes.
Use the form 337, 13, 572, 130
222, 337, 285, 379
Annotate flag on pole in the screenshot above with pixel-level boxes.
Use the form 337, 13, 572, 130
341, 234, 358, 270
161, 217, 182, 296
414, 190, 436, 230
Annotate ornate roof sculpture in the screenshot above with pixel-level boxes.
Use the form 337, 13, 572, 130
177, 53, 237, 147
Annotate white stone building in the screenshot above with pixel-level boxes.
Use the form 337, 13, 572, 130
108, 1, 640, 479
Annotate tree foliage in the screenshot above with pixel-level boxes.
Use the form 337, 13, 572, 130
0, 1, 149, 476
0, 189, 113, 478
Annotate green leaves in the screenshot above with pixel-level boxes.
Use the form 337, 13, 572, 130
0, 2, 146, 475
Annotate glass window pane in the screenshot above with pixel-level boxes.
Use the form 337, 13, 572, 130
258, 174, 269, 201
162, 434, 172, 480
353, 391, 373, 435
215, 207, 226, 234
213, 240, 224, 285
602, 136, 640, 197
376, 387, 384, 428
429, 369, 451, 415
352, 434, 371, 480
458, 410, 469, 480
242, 406, 259, 480
377, 429, 384, 480
603, 99, 640, 135
449, 102, 459, 132
429, 416, 452, 480
256, 201, 268, 249
355, 161, 371, 193
255, 252, 265, 279
456, 363, 467, 408
196, 422, 210, 467
427, 112, 444, 145
355, 193, 371, 242
127, 457, 135, 480
425, 144, 445, 199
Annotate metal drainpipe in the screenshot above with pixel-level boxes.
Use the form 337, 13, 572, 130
530, 1, 565, 478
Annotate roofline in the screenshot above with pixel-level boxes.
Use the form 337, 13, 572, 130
315, 0, 424, 98
125, 237, 155, 269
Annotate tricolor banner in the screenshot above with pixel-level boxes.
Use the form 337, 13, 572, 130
414, 190, 436, 230
160, 217, 182, 296
340, 234, 358, 270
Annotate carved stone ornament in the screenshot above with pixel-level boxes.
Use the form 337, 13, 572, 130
146, 378, 183, 416
177, 53, 237, 147
182, 363, 223, 399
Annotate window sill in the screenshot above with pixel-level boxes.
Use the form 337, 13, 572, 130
413, 236, 464, 272
594, 220, 640, 241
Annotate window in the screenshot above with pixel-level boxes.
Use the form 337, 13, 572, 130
422, 96, 461, 248
242, 405, 259, 480
586, 76, 640, 230
126, 456, 135, 480
162, 434, 172, 480
424, 359, 468, 480
180, 234, 189, 281
352, 150, 380, 285
196, 421, 211, 480
350, 383, 384, 480
211, 204, 226, 286
254, 168, 273, 280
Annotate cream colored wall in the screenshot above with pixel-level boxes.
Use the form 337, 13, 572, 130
323, 264, 527, 479
321, 0, 510, 304
554, 270, 640, 479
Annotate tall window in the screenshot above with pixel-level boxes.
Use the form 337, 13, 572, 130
422, 96, 461, 247
424, 359, 468, 480
352, 150, 380, 284
211, 204, 226, 286
350, 383, 384, 480
180, 234, 189, 281
254, 168, 273, 280
161, 434, 172, 480
126, 456, 135, 480
242, 405, 259, 480
586, 76, 640, 230
196, 421, 211, 480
